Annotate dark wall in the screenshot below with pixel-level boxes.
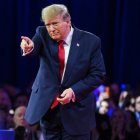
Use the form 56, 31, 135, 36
0, 0, 140, 89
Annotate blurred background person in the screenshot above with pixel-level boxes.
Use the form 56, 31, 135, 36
110, 83, 120, 107
13, 106, 43, 140
110, 108, 140, 140
0, 106, 8, 129
13, 91, 29, 110
0, 88, 12, 111
134, 95, 140, 127
95, 99, 111, 140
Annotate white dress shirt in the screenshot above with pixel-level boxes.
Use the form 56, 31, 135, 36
61, 27, 74, 81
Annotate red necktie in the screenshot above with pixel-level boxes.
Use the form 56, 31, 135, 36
58, 40, 65, 79
51, 41, 65, 109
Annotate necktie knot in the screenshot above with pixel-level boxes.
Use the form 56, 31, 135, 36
58, 40, 64, 46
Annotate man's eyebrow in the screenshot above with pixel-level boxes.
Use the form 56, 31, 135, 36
45, 23, 49, 26
45, 21, 60, 25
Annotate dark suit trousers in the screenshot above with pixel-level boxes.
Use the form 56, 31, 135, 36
40, 105, 90, 140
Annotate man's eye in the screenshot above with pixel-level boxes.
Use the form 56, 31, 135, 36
53, 23, 58, 26
45, 22, 59, 28
45, 24, 50, 27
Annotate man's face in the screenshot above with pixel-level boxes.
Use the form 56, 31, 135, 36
44, 15, 71, 42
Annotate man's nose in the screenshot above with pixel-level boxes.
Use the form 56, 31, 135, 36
49, 25, 55, 31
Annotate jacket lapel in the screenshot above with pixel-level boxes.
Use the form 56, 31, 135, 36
62, 28, 81, 84
49, 39, 61, 82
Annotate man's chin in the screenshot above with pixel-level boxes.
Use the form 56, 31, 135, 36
52, 37, 60, 41
50, 35, 60, 40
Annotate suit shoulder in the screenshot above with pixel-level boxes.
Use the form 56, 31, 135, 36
76, 28, 100, 41
36, 26, 46, 30
35, 26, 47, 33
35, 26, 50, 38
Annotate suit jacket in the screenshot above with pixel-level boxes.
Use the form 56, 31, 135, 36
25, 26, 106, 135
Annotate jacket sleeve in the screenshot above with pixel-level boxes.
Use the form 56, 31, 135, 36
30, 26, 44, 56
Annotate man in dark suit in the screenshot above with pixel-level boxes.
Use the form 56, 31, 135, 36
20, 4, 106, 140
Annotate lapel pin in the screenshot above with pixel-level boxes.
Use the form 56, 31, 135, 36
76, 43, 80, 47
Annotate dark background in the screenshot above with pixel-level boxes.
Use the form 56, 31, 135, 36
0, 0, 140, 90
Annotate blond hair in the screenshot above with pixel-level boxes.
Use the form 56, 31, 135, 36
41, 4, 71, 22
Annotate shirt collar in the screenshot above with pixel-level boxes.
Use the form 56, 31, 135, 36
64, 27, 74, 46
